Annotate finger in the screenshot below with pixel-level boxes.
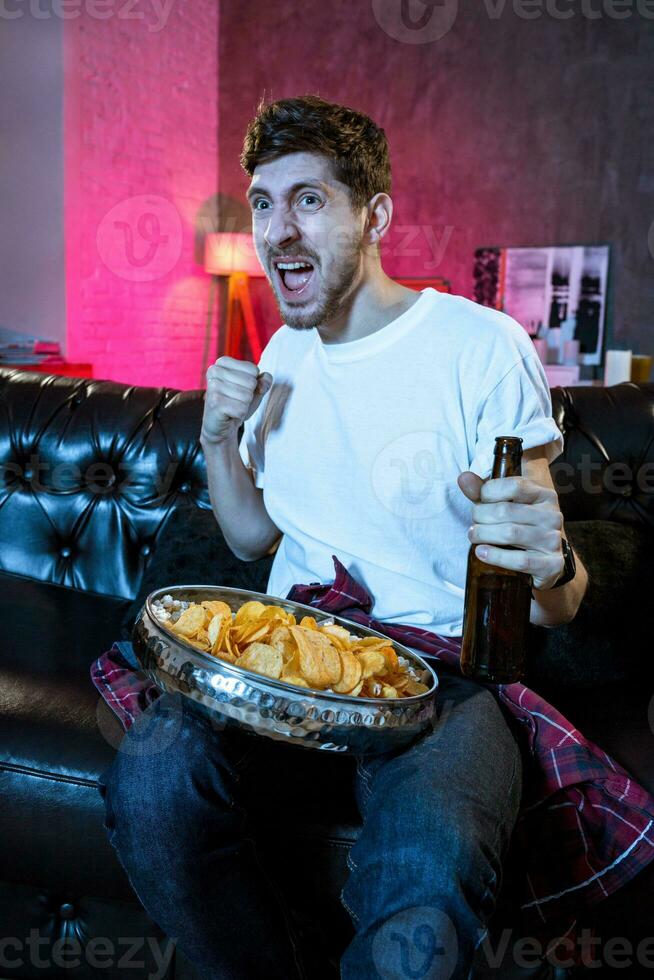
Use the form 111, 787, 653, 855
469, 523, 562, 555
480, 476, 557, 506
474, 545, 544, 576
457, 471, 484, 503
211, 362, 259, 385
212, 378, 256, 403
255, 371, 273, 396
471, 501, 563, 530
212, 357, 260, 377
207, 372, 257, 397
205, 391, 247, 417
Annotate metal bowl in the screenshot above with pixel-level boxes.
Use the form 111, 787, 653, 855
132, 585, 438, 755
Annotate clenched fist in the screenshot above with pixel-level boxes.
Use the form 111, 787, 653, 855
201, 357, 272, 446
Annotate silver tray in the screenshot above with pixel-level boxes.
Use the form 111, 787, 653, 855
132, 586, 438, 755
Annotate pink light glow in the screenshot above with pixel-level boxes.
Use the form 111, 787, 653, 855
63, 6, 219, 390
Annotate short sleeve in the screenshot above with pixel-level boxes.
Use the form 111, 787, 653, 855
239, 412, 266, 488
237, 332, 281, 489
468, 352, 564, 479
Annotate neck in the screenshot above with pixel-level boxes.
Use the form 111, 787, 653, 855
316, 266, 421, 345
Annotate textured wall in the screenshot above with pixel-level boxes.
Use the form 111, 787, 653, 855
64, 3, 219, 388
0, 16, 66, 346
218, 0, 654, 358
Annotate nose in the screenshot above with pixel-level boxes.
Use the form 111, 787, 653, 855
263, 206, 300, 252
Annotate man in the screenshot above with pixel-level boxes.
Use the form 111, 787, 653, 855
102, 96, 587, 979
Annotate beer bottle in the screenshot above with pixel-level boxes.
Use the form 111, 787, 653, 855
460, 436, 533, 684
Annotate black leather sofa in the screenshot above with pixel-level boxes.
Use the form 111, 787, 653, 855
1, 367, 653, 979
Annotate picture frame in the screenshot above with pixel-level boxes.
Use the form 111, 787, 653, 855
473, 245, 610, 367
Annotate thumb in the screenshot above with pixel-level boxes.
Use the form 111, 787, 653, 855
247, 371, 273, 417
457, 470, 484, 503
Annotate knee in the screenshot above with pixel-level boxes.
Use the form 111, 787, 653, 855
99, 694, 242, 855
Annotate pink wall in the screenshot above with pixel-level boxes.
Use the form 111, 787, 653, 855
64, 3, 219, 389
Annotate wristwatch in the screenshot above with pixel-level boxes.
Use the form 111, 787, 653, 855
550, 537, 576, 589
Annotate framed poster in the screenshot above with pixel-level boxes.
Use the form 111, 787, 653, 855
473, 245, 610, 366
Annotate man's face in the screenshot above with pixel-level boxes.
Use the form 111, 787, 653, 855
247, 152, 367, 329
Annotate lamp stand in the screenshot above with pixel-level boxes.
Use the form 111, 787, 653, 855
224, 271, 262, 361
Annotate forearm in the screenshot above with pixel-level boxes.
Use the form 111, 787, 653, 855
201, 434, 281, 561
529, 547, 588, 627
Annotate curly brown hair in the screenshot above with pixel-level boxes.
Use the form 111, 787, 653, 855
240, 95, 391, 212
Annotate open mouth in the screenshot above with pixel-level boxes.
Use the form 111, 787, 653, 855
274, 258, 317, 301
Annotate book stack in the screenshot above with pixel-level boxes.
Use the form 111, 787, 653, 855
0, 327, 62, 366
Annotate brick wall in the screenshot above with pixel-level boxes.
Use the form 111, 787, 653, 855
64, 2, 219, 389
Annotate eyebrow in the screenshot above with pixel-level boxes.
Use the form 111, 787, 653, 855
246, 180, 329, 201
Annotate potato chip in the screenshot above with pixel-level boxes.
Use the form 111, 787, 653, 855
290, 626, 341, 689
299, 615, 319, 630
380, 645, 399, 673
279, 674, 309, 689
234, 600, 267, 625
207, 612, 228, 650
224, 626, 242, 660
201, 600, 233, 620
404, 677, 430, 696
269, 626, 297, 663
257, 605, 293, 623
236, 642, 283, 680
234, 622, 270, 644
333, 650, 363, 694
319, 624, 352, 650
357, 650, 387, 679
171, 605, 207, 638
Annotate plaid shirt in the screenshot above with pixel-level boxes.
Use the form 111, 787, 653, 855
91, 555, 654, 946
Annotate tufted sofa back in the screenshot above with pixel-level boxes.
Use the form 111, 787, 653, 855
1, 368, 653, 599
0, 368, 209, 598
549, 382, 654, 530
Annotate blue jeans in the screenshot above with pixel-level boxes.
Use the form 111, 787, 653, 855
98, 668, 522, 980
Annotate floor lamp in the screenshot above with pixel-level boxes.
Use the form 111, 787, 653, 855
204, 232, 264, 362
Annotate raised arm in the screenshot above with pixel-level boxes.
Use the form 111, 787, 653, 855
200, 357, 281, 561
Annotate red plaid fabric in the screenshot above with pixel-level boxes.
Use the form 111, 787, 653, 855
90, 555, 654, 942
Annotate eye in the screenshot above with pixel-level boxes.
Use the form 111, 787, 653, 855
251, 198, 270, 211
298, 193, 321, 208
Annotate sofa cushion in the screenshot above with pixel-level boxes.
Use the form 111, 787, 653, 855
120, 503, 273, 637
0, 571, 137, 900
526, 520, 653, 690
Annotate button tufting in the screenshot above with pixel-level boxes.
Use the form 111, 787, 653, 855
179, 481, 191, 494
622, 485, 633, 497
141, 543, 151, 557
24, 468, 33, 482
60, 546, 72, 559
59, 902, 75, 919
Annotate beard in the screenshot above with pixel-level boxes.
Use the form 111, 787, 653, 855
270, 236, 362, 331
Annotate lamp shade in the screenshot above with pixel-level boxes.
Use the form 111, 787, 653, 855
204, 232, 265, 277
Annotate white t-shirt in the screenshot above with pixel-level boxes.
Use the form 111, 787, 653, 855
238, 287, 563, 637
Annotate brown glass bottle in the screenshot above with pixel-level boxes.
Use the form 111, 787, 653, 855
460, 436, 533, 684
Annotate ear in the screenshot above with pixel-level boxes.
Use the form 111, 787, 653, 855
362, 192, 393, 248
